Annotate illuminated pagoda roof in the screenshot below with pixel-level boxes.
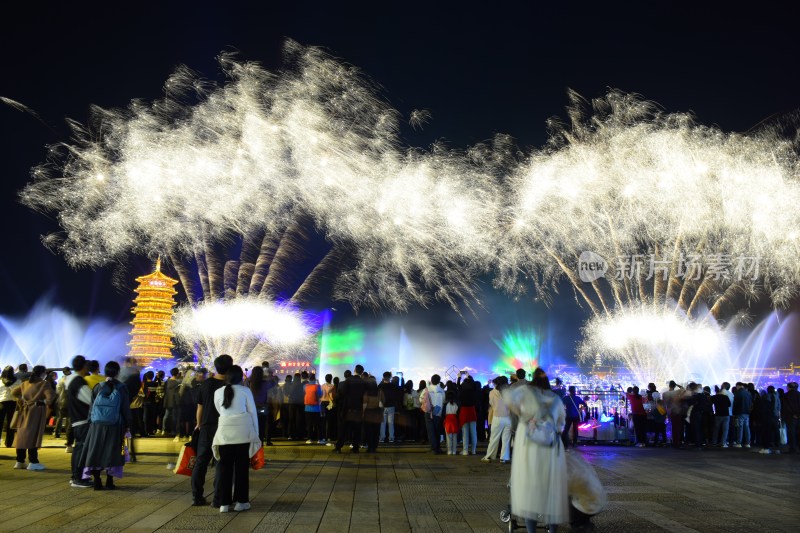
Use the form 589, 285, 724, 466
127, 258, 179, 366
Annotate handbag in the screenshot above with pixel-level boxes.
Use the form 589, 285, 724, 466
526, 417, 558, 446
130, 385, 145, 410
779, 421, 788, 446
250, 446, 265, 470
174, 441, 197, 476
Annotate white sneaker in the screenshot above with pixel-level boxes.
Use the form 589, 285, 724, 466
305, 440, 313, 444
722, 444, 728, 448
731, 443, 741, 448
743, 444, 751, 448
480, 457, 491, 463
173, 436, 180, 443
27, 463, 45, 471
758, 448, 771, 454
13, 462, 26, 469
325, 442, 332, 446
65, 446, 73, 453
461, 450, 469, 456
219, 505, 230, 513
233, 502, 251, 512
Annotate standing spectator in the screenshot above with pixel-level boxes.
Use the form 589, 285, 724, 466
562, 386, 586, 448
288, 373, 306, 440
457, 374, 478, 455
320, 374, 336, 444
53, 367, 72, 438
304, 374, 322, 444
662, 381, 684, 448
120, 358, 144, 445
443, 391, 460, 455
687, 383, 709, 448
652, 399, 668, 446
212, 365, 260, 513
154, 370, 167, 434
192, 355, 232, 507
80, 361, 131, 490
378, 372, 399, 443
177, 368, 201, 439
627, 386, 647, 447
783, 382, 799, 454
333, 365, 367, 453
162, 368, 181, 438
84, 360, 104, 391
482, 376, 511, 463
12, 365, 56, 470
479, 381, 491, 442
417, 380, 428, 444
759, 386, 781, 454
423, 374, 445, 454
265, 371, 281, 446
249, 367, 269, 446
401, 380, 419, 442
280, 375, 292, 438
711, 386, 732, 447
0, 366, 22, 448
504, 368, 568, 532
748, 383, 760, 446
732, 382, 753, 448
362, 375, 384, 453
14, 364, 31, 382
141, 371, 158, 436
65, 355, 93, 487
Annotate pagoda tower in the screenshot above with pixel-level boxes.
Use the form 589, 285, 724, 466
127, 258, 179, 366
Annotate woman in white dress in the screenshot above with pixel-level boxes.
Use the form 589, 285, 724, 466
212, 365, 261, 513
503, 368, 568, 533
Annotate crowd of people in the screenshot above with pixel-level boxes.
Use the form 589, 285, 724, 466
2, 357, 797, 528
619, 380, 800, 454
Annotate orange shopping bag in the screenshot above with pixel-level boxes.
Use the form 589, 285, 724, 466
174, 442, 197, 476
250, 447, 265, 470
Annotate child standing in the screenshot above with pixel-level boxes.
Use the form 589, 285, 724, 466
443, 391, 460, 455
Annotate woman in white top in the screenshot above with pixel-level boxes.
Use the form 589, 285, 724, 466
503, 368, 568, 533
212, 365, 260, 513
482, 376, 512, 463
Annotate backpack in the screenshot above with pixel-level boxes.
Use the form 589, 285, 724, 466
90, 382, 122, 425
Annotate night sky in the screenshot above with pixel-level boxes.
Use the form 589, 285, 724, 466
1, 2, 798, 364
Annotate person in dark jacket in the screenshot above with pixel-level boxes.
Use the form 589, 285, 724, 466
333, 365, 367, 453
457, 375, 479, 454
562, 386, 587, 448
783, 382, 800, 453
162, 367, 181, 438
79, 361, 131, 490
66, 356, 93, 487
732, 382, 753, 447
687, 383, 708, 449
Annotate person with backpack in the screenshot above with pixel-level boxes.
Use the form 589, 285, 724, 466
79, 361, 131, 490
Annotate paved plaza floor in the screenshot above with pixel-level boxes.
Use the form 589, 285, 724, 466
0, 435, 798, 532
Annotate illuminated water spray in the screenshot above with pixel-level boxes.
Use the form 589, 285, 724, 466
0, 298, 129, 369
492, 327, 542, 376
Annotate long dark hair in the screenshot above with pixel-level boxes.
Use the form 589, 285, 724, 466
1, 366, 15, 386
531, 367, 551, 390
222, 365, 244, 409
249, 366, 264, 393
30, 365, 47, 383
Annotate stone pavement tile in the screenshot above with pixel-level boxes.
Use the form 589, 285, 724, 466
4, 436, 800, 532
